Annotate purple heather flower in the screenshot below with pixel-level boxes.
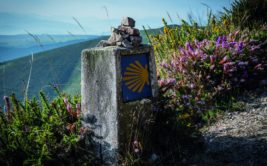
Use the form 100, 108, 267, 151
224, 62, 236, 73
76, 103, 81, 116
76, 103, 81, 110
66, 103, 72, 113
223, 56, 229, 61
210, 55, 216, 64
133, 140, 138, 146
200, 52, 207, 60
254, 64, 264, 71
182, 95, 189, 100
159, 79, 167, 87
238, 61, 248, 66
242, 71, 248, 78
217, 86, 224, 91
189, 83, 195, 89
250, 45, 260, 51
216, 36, 222, 45
167, 78, 176, 85
229, 42, 237, 46
222, 41, 226, 48
222, 36, 227, 41
223, 63, 230, 72
179, 48, 186, 55
160, 61, 169, 68
251, 57, 258, 63
134, 148, 140, 153
194, 39, 201, 48
197, 100, 205, 105
179, 56, 187, 63
185, 102, 191, 107
171, 59, 178, 68
63, 97, 68, 105
185, 42, 194, 51
219, 56, 229, 64
237, 42, 244, 53
193, 49, 199, 57
210, 64, 215, 70
222, 40, 229, 48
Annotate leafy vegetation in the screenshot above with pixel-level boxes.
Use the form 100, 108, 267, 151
0, 90, 99, 165
145, 0, 267, 129
222, 0, 267, 30
156, 30, 266, 127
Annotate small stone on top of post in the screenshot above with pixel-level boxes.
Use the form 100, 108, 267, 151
121, 17, 135, 27
97, 17, 142, 48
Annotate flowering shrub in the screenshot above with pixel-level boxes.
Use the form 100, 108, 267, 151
0, 91, 98, 165
146, 13, 235, 64
158, 31, 267, 127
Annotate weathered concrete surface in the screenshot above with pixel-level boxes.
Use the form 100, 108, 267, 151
81, 45, 158, 164
81, 46, 119, 164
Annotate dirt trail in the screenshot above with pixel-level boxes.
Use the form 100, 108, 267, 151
197, 90, 267, 166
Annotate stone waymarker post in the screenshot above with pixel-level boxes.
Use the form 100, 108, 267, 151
81, 17, 158, 164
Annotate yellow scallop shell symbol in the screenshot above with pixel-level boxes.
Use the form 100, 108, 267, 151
123, 60, 149, 93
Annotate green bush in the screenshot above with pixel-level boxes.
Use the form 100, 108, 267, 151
222, 0, 267, 30
0, 90, 98, 165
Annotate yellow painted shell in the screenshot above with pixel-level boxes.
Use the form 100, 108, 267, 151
123, 60, 149, 93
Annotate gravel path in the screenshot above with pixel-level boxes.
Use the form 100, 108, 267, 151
197, 91, 267, 166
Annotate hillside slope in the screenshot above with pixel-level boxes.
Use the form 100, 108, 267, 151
0, 36, 108, 103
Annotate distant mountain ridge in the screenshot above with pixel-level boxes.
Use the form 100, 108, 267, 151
0, 35, 99, 62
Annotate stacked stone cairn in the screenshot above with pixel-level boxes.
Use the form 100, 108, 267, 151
97, 17, 142, 48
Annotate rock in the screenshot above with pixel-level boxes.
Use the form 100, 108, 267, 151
122, 33, 130, 40
96, 17, 142, 48
121, 39, 133, 48
111, 27, 119, 33
121, 17, 135, 27
118, 26, 140, 36
115, 33, 123, 42
116, 41, 122, 46
107, 33, 117, 45
130, 36, 142, 47
96, 40, 111, 47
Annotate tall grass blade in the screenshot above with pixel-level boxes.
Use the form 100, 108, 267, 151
24, 53, 34, 103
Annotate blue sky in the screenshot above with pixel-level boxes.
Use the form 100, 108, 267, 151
0, 0, 234, 35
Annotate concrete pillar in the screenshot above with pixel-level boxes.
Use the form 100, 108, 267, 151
81, 45, 158, 164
